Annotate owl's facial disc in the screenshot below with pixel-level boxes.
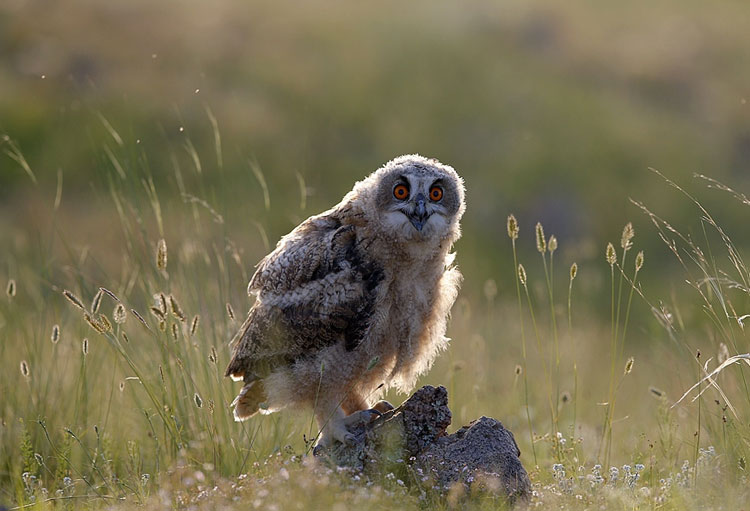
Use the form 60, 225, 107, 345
391, 177, 445, 235
375, 161, 461, 242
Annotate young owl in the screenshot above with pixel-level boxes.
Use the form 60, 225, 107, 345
225, 154, 465, 447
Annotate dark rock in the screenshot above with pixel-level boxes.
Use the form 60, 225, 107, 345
416, 416, 530, 501
319, 385, 530, 503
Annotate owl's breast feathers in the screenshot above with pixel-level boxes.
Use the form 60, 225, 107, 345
225, 213, 384, 383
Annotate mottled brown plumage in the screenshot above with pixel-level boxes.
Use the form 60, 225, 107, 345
225, 154, 465, 446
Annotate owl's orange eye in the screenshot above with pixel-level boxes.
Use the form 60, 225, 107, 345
393, 184, 409, 200
429, 186, 443, 201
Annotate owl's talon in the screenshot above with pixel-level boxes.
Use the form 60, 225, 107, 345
372, 400, 395, 414
328, 419, 357, 446
346, 408, 382, 426
361, 409, 382, 423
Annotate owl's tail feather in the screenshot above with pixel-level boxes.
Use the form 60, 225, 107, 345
231, 379, 267, 421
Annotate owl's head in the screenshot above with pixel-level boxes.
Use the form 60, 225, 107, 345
352, 155, 465, 244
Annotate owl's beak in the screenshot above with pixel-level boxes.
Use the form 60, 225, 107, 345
408, 193, 431, 232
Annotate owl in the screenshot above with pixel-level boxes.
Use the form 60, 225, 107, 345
225, 154, 465, 447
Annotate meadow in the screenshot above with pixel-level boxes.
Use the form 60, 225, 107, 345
2, 1, 750, 509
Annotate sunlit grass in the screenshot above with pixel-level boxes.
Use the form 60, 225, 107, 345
1, 119, 750, 510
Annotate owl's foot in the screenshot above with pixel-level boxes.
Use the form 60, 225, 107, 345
371, 400, 395, 414
334, 408, 382, 444
315, 407, 382, 451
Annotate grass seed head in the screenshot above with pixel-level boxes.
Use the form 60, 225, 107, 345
169, 295, 185, 321
153, 293, 167, 315
190, 315, 199, 336
113, 303, 127, 324
518, 264, 527, 286
621, 222, 635, 251
507, 214, 519, 240
82, 338, 89, 356
535, 222, 546, 253
171, 322, 179, 340
606, 242, 617, 266
150, 306, 165, 320
6, 279, 16, 298
548, 235, 558, 253
51, 324, 60, 344
63, 290, 85, 311
131, 308, 150, 330
226, 302, 235, 321
84, 313, 106, 334
99, 287, 119, 302
635, 250, 644, 272
209, 346, 217, 364
20, 360, 30, 379
98, 313, 113, 333
570, 262, 578, 280
91, 289, 103, 314
194, 393, 203, 408
122, 331, 129, 343
624, 356, 635, 374
649, 386, 664, 398
156, 238, 168, 271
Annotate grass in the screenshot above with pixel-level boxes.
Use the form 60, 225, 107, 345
1, 116, 750, 510
4, 1, 750, 507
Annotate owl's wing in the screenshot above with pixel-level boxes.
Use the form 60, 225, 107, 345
225, 215, 383, 382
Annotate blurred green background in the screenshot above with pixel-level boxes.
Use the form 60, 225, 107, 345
3, 2, 750, 502
2, 0, 750, 305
